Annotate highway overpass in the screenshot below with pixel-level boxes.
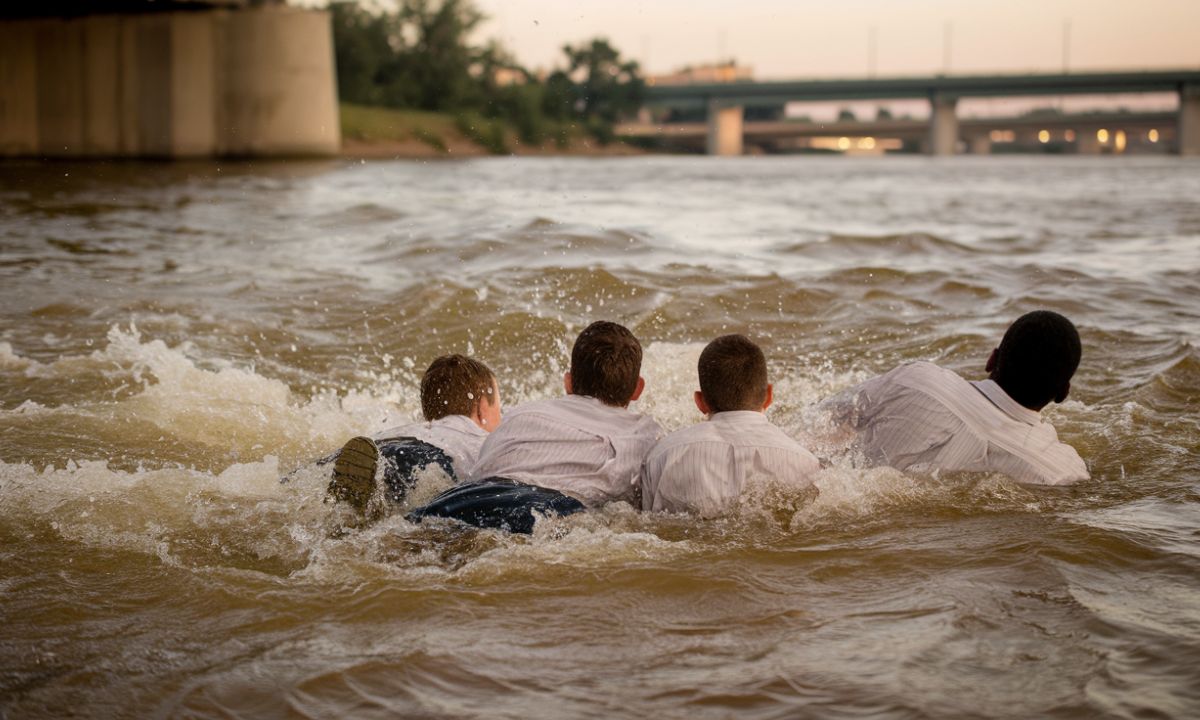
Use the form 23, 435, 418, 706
640, 71, 1200, 156
619, 110, 1179, 156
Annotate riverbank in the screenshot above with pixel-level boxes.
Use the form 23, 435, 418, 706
339, 103, 645, 159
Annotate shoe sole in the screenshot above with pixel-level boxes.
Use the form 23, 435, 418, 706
327, 436, 379, 515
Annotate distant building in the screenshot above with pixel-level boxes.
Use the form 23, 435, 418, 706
648, 62, 753, 87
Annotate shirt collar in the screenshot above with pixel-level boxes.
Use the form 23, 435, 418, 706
707, 410, 769, 425
970, 379, 1041, 426
434, 414, 488, 436
562, 393, 633, 416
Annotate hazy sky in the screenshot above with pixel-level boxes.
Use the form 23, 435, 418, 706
473, 0, 1200, 79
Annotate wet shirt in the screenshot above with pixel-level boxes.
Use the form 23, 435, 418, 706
374, 414, 487, 480
644, 411, 820, 518
832, 361, 1089, 485
469, 394, 663, 506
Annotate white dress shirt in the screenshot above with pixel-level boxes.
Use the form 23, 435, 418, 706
374, 414, 487, 480
643, 411, 820, 517
831, 361, 1088, 485
469, 394, 663, 506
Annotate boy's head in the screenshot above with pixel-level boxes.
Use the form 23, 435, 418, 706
986, 310, 1081, 411
421, 354, 502, 430
566, 321, 644, 407
695, 334, 772, 415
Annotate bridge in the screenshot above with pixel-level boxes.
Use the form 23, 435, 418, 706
619, 110, 1179, 155
637, 70, 1200, 156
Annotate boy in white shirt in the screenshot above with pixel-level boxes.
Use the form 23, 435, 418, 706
643, 334, 820, 517
407, 321, 662, 533
326, 354, 501, 516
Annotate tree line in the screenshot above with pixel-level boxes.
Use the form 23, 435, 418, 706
330, 0, 644, 148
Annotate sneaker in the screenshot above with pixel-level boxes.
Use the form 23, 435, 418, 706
327, 436, 380, 515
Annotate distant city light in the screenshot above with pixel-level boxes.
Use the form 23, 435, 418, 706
989, 130, 1016, 143
1038, 130, 1050, 143
1065, 129, 1076, 142
1115, 130, 1127, 152
838, 137, 851, 150
1097, 129, 1110, 143
1148, 129, 1160, 143
858, 137, 876, 149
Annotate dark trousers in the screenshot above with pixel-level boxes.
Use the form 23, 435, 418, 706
406, 478, 585, 534
300, 436, 456, 505
374, 437, 456, 503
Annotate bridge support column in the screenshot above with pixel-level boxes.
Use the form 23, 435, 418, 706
0, 7, 338, 159
1179, 83, 1200, 157
0, 21, 39, 154
707, 102, 743, 156
1075, 131, 1102, 155
927, 93, 958, 156
35, 19, 85, 157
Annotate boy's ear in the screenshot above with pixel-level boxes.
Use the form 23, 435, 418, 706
629, 376, 645, 402
761, 383, 774, 411
694, 390, 711, 416
564, 371, 573, 395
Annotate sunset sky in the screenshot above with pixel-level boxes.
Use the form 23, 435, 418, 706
473, 0, 1200, 79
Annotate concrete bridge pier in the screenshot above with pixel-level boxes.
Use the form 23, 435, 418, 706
1180, 83, 1200, 156
707, 101, 744, 156
1075, 131, 1103, 155
927, 92, 959, 156
967, 134, 991, 155
0, 6, 338, 159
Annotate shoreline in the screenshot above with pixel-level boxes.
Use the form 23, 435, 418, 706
339, 136, 648, 160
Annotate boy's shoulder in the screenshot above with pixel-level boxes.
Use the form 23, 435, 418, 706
506, 395, 659, 435
653, 412, 806, 455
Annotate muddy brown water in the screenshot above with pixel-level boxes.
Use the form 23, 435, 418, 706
2, 156, 1198, 719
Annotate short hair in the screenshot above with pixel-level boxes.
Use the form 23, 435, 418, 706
697, 334, 769, 413
569, 321, 643, 406
991, 311, 1082, 408
420, 354, 497, 422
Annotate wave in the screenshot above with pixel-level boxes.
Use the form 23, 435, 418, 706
0, 326, 415, 467
0, 452, 1065, 586
313, 202, 407, 228
778, 232, 985, 259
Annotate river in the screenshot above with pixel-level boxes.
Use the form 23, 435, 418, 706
1, 156, 1198, 719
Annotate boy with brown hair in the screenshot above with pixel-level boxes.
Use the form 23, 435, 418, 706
407, 320, 662, 532
326, 353, 501, 514
642, 334, 820, 517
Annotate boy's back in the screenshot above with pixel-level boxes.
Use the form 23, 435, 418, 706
837, 360, 1087, 485
471, 394, 661, 506
642, 334, 819, 517
413, 320, 660, 528
375, 414, 486, 480
643, 410, 818, 517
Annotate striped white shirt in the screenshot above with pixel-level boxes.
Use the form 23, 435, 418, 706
374, 414, 487, 480
831, 361, 1088, 485
643, 411, 820, 517
470, 394, 663, 506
